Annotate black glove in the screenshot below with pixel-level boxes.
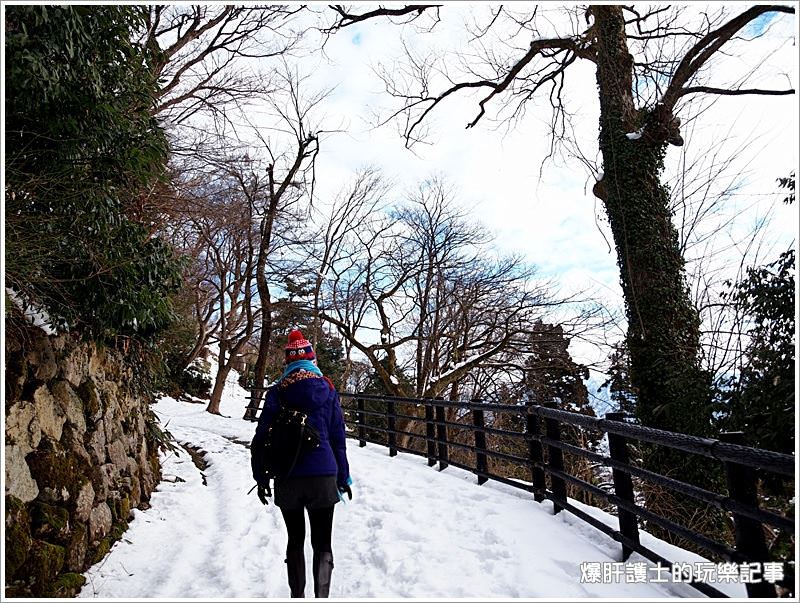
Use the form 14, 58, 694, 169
257, 482, 272, 505
338, 484, 352, 501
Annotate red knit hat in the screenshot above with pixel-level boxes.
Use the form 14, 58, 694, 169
285, 329, 315, 364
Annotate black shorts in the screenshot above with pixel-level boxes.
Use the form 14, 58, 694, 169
274, 475, 339, 509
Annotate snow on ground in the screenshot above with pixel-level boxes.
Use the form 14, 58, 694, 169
79, 370, 745, 599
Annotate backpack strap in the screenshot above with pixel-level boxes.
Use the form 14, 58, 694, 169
283, 420, 307, 478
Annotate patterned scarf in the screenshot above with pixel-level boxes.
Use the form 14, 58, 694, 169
280, 359, 323, 382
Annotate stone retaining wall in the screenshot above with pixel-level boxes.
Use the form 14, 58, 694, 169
5, 326, 161, 597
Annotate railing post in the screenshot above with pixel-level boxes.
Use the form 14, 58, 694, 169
605, 412, 640, 561
243, 388, 261, 421
720, 432, 775, 599
357, 397, 366, 447
243, 395, 256, 421
435, 397, 449, 471
526, 407, 546, 502
471, 399, 488, 485
425, 402, 436, 466
543, 402, 567, 514
387, 397, 397, 457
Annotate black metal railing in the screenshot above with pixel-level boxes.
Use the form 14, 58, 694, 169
246, 389, 795, 598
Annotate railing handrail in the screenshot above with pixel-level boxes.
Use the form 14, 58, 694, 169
248, 390, 794, 475
527, 404, 795, 477
249, 389, 794, 475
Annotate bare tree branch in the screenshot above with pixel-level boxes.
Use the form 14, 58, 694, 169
323, 4, 441, 32
660, 5, 795, 111
679, 85, 794, 97
383, 32, 594, 146
143, 6, 306, 125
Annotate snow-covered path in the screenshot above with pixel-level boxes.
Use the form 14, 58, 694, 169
79, 378, 744, 599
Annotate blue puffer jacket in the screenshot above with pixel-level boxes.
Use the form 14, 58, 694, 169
251, 368, 350, 488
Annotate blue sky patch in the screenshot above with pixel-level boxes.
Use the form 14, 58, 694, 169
745, 12, 778, 37
352, 32, 362, 46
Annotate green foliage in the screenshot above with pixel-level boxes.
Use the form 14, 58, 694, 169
315, 333, 346, 387
520, 323, 603, 503
251, 275, 347, 387
144, 406, 178, 454
364, 357, 413, 396
715, 248, 795, 454
5, 5, 182, 340
777, 171, 795, 205
599, 341, 637, 415
238, 364, 258, 390
524, 321, 590, 409
179, 364, 213, 399
357, 358, 414, 447
150, 288, 205, 396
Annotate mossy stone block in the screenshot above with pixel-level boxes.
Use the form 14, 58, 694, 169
49, 572, 87, 597
26, 539, 66, 596
65, 521, 88, 572
109, 518, 129, 543
114, 495, 131, 522
91, 537, 111, 565
78, 379, 101, 420
30, 501, 70, 542
27, 442, 83, 502
5, 495, 32, 577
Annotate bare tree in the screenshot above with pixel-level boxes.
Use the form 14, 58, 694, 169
667, 122, 782, 382
320, 4, 442, 34
231, 69, 331, 413
316, 177, 598, 444
167, 165, 261, 413
156, 180, 212, 372
328, 4, 795, 438
141, 5, 305, 126
309, 167, 389, 359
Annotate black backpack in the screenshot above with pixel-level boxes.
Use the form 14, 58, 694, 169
258, 404, 321, 481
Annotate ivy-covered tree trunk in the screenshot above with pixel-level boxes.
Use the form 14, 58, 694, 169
592, 6, 711, 436
592, 6, 723, 550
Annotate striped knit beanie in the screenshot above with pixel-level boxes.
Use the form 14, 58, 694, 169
285, 329, 315, 363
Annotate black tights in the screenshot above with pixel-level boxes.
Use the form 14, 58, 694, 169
280, 506, 335, 554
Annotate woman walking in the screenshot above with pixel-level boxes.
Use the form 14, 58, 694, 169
251, 329, 352, 598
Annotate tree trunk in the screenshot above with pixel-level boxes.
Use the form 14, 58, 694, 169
244, 291, 272, 420
183, 321, 208, 369
248, 171, 279, 417
207, 341, 229, 415
252, 283, 272, 388
593, 6, 724, 551
207, 363, 233, 414
593, 6, 711, 436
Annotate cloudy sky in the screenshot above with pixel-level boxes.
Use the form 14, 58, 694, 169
242, 4, 797, 375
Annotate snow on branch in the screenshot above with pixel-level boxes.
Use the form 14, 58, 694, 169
6, 288, 57, 335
